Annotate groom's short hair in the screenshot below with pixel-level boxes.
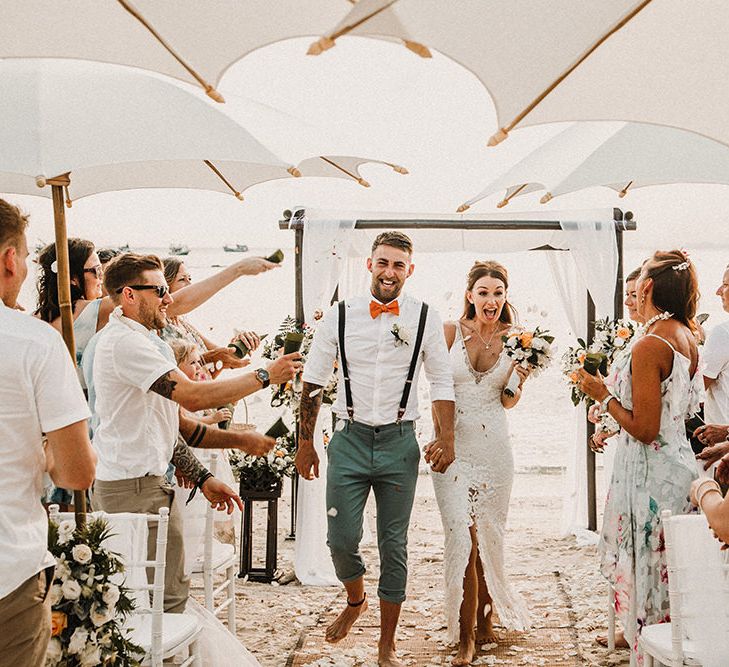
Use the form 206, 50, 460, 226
371, 231, 413, 256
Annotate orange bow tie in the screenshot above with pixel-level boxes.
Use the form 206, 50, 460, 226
369, 299, 399, 319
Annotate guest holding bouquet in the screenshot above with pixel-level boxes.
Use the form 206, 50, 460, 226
578, 250, 703, 661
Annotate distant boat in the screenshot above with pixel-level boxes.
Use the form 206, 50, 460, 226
169, 243, 190, 256
223, 243, 248, 253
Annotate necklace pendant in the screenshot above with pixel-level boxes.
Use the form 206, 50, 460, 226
485, 344, 490, 349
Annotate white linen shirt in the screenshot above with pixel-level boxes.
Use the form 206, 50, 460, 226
0, 301, 90, 599
303, 294, 454, 426
702, 320, 729, 424
92, 307, 177, 481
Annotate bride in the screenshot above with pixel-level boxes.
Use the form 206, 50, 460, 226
430, 261, 531, 666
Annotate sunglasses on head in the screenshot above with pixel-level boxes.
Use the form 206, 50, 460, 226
83, 265, 103, 279
116, 284, 170, 298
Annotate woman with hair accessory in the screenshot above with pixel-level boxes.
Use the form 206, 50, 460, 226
578, 250, 704, 661
433, 261, 531, 665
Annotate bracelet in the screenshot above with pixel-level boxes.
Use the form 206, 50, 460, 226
186, 470, 214, 506
695, 479, 722, 511
600, 393, 616, 414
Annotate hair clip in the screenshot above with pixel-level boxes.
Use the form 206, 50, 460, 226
672, 260, 690, 272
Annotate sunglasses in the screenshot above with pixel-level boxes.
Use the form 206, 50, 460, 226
83, 265, 103, 279
116, 284, 170, 298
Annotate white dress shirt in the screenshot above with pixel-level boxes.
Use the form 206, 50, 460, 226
703, 320, 729, 424
92, 307, 177, 481
303, 293, 454, 426
0, 301, 90, 599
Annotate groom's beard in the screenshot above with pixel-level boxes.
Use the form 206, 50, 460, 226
370, 275, 404, 303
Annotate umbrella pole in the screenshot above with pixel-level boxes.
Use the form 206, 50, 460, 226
50, 178, 87, 525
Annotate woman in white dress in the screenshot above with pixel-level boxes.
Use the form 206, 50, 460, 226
431, 261, 531, 666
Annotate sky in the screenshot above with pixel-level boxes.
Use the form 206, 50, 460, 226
7, 36, 729, 251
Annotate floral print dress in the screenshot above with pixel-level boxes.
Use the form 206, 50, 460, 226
599, 333, 703, 660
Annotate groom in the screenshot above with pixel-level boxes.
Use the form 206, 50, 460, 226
297, 231, 455, 667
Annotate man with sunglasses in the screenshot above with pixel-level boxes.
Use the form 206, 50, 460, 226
91, 253, 302, 612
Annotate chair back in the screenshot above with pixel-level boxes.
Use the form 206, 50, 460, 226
664, 510, 729, 666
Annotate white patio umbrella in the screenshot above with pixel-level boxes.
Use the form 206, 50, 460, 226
1, 0, 359, 101
457, 122, 729, 211
306, 0, 729, 149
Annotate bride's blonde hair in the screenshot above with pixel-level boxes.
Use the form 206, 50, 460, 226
461, 261, 517, 325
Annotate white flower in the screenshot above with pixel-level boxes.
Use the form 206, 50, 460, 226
89, 602, 114, 627
49, 584, 63, 606
45, 637, 63, 665
68, 627, 89, 655
55, 558, 71, 582
57, 520, 75, 545
79, 643, 102, 667
530, 338, 546, 351
327, 507, 338, 517
61, 578, 82, 601
72, 544, 93, 564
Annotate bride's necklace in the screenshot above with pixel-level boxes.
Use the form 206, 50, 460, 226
644, 310, 673, 330
467, 323, 501, 350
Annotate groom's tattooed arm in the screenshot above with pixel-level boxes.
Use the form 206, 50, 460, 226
150, 371, 178, 399
171, 434, 209, 485
299, 382, 324, 444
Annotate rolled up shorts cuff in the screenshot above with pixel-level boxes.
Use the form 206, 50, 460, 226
338, 568, 367, 584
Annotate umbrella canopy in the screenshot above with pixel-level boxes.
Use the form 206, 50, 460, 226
0, 0, 357, 101
308, 1, 729, 149
459, 122, 729, 210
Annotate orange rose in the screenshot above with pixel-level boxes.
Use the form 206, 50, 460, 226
617, 327, 630, 339
569, 371, 579, 383
275, 450, 285, 457
50, 611, 67, 637
519, 332, 533, 348
578, 353, 586, 364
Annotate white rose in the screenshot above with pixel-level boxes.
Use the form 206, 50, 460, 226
79, 643, 101, 667
530, 338, 546, 351
55, 558, 71, 582
45, 637, 63, 665
72, 544, 93, 565
61, 578, 82, 601
398, 326, 411, 343
90, 602, 114, 627
49, 584, 63, 606
614, 337, 625, 347
68, 627, 89, 655
57, 520, 75, 545
102, 584, 120, 607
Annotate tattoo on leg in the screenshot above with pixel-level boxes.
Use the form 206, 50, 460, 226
149, 371, 177, 399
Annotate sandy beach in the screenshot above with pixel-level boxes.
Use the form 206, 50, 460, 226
198, 469, 628, 667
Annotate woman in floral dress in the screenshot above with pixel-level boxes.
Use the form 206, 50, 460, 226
579, 250, 703, 662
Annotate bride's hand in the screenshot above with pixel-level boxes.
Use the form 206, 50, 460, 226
577, 368, 610, 403
514, 364, 529, 388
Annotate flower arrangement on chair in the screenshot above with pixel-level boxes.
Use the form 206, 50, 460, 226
46, 517, 143, 666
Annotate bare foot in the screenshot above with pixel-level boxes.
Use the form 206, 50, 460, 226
325, 597, 369, 643
475, 606, 496, 644
452, 634, 476, 665
378, 642, 403, 667
596, 630, 629, 648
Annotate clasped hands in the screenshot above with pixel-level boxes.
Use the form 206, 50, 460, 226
424, 436, 455, 473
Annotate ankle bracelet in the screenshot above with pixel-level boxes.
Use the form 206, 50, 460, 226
347, 593, 367, 607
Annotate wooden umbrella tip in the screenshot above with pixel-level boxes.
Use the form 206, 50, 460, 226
205, 86, 226, 104
287, 166, 302, 178
307, 36, 336, 56
65, 199, 73, 208
496, 199, 509, 209
358, 178, 371, 188
487, 128, 509, 147
234, 192, 244, 201
457, 203, 470, 213
618, 190, 628, 198
392, 165, 409, 175
540, 192, 553, 204
35, 175, 47, 188
404, 40, 433, 58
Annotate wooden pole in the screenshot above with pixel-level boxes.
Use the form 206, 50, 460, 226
586, 292, 597, 531
50, 180, 87, 525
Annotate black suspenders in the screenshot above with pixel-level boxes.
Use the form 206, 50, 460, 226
337, 300, 429, 423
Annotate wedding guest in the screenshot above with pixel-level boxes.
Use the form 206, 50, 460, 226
693, 264, 729, 469
97, 247, 123, 297
432, 261, 531, 666
162, 257, 261, 379
0, 199, 96, 666
690, 466, 729, 544
579, 250, 703, 661
296, 232, 455, 667
91, 253, 301, 612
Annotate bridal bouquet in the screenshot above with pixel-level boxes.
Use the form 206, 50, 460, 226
46, 517, 143, 666
261, 314, 337, 415
501, 326, 555, 396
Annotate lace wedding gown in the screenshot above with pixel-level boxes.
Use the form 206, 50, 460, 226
432, 325, 531, 643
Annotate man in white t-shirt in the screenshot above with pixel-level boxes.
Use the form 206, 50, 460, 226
0, 199, 97, 667
92, 253, 301, 612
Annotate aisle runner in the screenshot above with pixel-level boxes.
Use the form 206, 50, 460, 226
287, 572, 582, 666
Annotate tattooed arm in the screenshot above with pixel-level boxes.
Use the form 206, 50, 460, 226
148, 351, 301, 412
171, 434, 209, 485
294, 381, 324, 480
178, 412, 274, 457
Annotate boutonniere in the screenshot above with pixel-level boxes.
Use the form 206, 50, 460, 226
391, 322, 411, 347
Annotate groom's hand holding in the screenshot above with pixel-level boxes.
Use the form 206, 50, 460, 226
296, 441, 320, 480
425, 436, 455, 473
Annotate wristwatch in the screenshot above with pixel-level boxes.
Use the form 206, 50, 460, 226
254, 368, 270, 388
